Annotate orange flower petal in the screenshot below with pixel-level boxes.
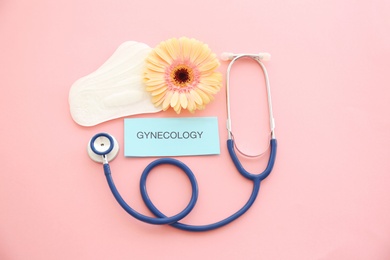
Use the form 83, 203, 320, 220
146, 62, 166, 72
170, 91, 179, 107
198, 82, 219, 94
152, 92, 166, 106
155, 46, 173, 64
165, 38, 180, 60
147, 52, 167, 66
187, 93, 196, 112
198, 57, 219, 72
146, 82, 167, 92
190, 90, 203, 105
193, 44, 211, 66
150, 86, 167, 96
162, 91, 173, 111
173, 99, 182, 114
189, 41, 203, 63
144, 78, 166, 86
180, 37, 192, 59
179, 93, 188, 109
195, 89, 211, 104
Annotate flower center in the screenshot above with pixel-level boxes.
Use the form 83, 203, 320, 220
171, 65, 194, 87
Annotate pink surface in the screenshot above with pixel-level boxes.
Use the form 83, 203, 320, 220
1, 0, 390, 259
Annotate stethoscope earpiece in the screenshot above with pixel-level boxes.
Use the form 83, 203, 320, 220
88, 132, 119, 163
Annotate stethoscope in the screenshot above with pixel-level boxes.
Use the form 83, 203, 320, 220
87, 53, 277, 232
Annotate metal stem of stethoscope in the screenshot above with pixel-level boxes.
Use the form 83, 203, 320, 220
88, 52, 277, 232
225, 53, 276, 141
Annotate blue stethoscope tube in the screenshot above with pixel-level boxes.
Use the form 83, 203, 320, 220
101, 137, 277, 232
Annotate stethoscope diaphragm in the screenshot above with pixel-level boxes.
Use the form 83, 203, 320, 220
87, 133, 119, 163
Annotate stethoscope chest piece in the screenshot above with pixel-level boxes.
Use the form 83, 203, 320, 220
88, 133, 119, 163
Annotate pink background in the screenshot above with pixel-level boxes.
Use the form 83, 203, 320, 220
1, 0, 390, 259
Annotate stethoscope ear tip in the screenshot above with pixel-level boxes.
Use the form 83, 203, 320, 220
88, 133, 119, 163
259, 53, 271, 61
220, 52, 234, 61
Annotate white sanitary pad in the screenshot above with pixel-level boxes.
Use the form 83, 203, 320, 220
69, 41, 161, 126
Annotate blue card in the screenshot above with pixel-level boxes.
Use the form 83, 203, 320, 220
124, 117, 220, 157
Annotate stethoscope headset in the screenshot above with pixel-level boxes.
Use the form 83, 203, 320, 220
87, 53, 277, 232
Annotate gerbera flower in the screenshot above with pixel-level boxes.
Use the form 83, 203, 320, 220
143, 37, 222, 114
